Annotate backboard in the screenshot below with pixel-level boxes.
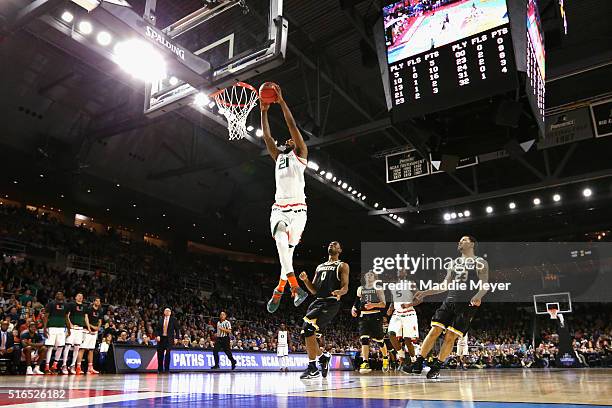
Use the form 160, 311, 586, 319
533, 292, 572, 315
144, 0, 287, 117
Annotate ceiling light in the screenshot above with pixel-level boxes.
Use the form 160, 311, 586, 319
352, 190, 357, 195
582, 188, 592, 197
374, 203, 379, 208
342, 182, 348, 189
78, 21, 93, 35
450, 212, 457, 219
553, 193, 561, 202
307, 161, 319, 171
61, 11, 74, 23
256, 129, 264, 137
508, 202, 516, 209
13, 180, 18, 184
332, 177, 337, 182
87, 189, 91, 193
113, 39, 167, 82
246, 125, 254, 132
97, 31, 112, 46
162, 214, 166, 217
398, 218, 405, 224
382, 207, 386, 211
169, 76, 179, 86
464, 210, 471, 217
533, 197, 541, 206
458, 212, 464, 218
132, 204, 137, 207
362, 195, 366, 200
319, 170, 325, 176
348, 187, 353, 192
194, 92, 209, 107
486, 206, 493, 214
116, 183, 120, 187
325, 172, 333, 180
357, 193, 361, 198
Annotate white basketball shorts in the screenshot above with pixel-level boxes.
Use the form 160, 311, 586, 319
270, 203, 307, 247
81, 331, 98, 350
277, 345, 289, 357
389, 313, 419, 339
45, 327, 66, 347
456, 333, 469, 356
65, 326, 85, 346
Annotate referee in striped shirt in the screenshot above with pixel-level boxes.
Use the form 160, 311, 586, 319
211, 311, 237, 370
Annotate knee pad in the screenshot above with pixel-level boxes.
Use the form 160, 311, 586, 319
360, 336, 370, 346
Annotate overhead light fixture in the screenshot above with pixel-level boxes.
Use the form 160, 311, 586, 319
458, 212, 464, 218
194, 92, 209, 107
255, 129, 264, 137
113, 39, 167, 82
246, 125, 254, 132
374, 203, 379, 208
13, 180, 18, 184
325, 172, 333, 180
553, 193, 561, 202
464, 210, 471, 217
208, 101, 216, 109
357, 193, 361, 198
398, 218, 405, 224
78, 21, 93, 35
61, 11, 74, 23
116, 183, 120, 187
533, 198, 541, 206
96, 31, 112, 46
332, 176, 337, 182
337, 180, 342, 186
39, 174, 44, 178
361, 196, 366, 201
450, 212, 457, 219
582, 188, 592, 198
342, 182, 348, 189
307, 161, 319, 171
508, 202, 516, 209
352, 190, 357, 195
169, 76, 179, 86
382, 207, 386, 212
486, 206, 493, 214
319, 170, 325, 176
348, 187, 353, 192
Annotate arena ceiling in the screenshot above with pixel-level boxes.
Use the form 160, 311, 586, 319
0, 0, 611, 256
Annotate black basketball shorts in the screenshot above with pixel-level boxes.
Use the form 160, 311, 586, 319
302, 298, 341, 334
431, 300, 478, 337
359, 313, 385, 342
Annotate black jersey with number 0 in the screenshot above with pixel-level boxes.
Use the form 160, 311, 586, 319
312, 260, 342, 298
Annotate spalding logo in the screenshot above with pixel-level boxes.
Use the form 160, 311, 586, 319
124, 350, 142, 369
145, 26, 186, 60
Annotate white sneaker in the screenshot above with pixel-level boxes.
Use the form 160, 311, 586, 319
69, 366, 77, 375
33, 366, 44, 375
61, 366, 69, 375
26, 366, 34, 375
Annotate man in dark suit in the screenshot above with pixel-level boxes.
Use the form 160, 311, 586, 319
0, 320, 18, 374
155, 307, 180, 373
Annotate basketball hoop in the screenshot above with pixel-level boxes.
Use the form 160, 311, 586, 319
547, 307, 559, 320
210, 82, 259, 140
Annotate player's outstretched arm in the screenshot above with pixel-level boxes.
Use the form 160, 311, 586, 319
273, 84, 308, 161
299, 271, 317, 295
261, 101, 280, 161
414, 268, 452, 302
331, 262, 350, 300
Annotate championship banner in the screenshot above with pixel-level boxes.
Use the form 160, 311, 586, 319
386, 150, 430, 183
113, 345, 354, 373
540, 108, 593, 149
169, 349, 354, 372
590, 98, 612, 138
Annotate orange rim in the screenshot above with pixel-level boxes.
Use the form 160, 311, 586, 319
210, 82, 259, 107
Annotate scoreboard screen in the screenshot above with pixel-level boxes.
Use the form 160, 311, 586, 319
383, 0, 517, 119
526, 0, 545, 136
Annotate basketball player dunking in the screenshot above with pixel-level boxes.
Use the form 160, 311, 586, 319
261, 83, 309, 313
298, 241, 349, 379
411, 236, 489, 379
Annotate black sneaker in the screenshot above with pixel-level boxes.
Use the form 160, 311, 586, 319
411, 356, 425, 375
231, 360, 237, 370
300, 363, 321, 379
426, 359, 442, 379
210, 366, 220, 370
318, 352, 331, 378
401, 363, 413, 374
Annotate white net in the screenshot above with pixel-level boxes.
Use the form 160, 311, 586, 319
212, 82, 259, 140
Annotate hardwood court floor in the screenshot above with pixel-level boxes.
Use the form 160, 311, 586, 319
0, 368, 610, 407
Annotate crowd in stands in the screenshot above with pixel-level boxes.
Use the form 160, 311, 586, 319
0, 205, 610, 374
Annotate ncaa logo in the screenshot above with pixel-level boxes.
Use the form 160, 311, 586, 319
124, 350, 142, 369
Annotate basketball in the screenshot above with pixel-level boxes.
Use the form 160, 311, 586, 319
259, 82, 278, 104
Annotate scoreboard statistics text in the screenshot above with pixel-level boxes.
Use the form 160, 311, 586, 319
383, 0, 517, 119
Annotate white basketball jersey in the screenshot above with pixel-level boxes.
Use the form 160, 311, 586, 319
393, 300, 415, 316
275, 151, 306, 204
278, 330, 288, 346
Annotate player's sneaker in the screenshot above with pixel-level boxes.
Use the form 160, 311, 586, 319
75, 366, 83, 375
359, 362, 371, 373
231, 360, 237, 370
411, 356, 424, 375
426, 359, 442, 379
318, 352, 331, 378
61, 366, 69, 375
26, 366, 34, 375
292, 287, 308, 307
382, 357, 390, 373
87, 367, 100, 375
33, 366, 44, 375
266, 290, 283, 313
401, 363, 413, 374
69, 366, 77, 375
299, 363, 321, 379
